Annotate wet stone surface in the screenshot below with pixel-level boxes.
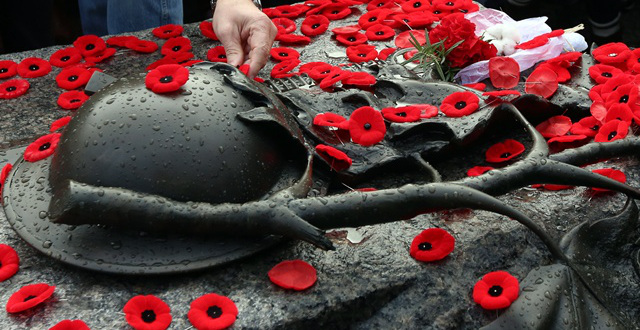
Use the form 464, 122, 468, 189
1, 7, 640, 330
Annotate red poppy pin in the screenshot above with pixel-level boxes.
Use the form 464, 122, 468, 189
6, 283, 56, 313
188, 293, 238, 330
49, 319, 91, 330
23, 133, 61, 162
348, 106, 386, 146
315, 144, 352, 171
0, 79, 30, 99
123, 295, 172, 330
0, 244, 19, 282
472, 271, 519, 310
440, 91, 480, 117
485, 139, 525, 163
145, 64, 189, 94
409, 228, 455, 262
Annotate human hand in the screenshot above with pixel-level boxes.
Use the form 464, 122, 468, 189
212, 0, 277, 78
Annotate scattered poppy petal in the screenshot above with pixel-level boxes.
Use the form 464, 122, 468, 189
50, 117, 72, 132
489, 56, 520, 89
591, 168, 626, 192
467, 166, 494, 177
395, 30, 425, 49
525, 67, 558, 99
49, 319, 91, 330
0, 244, 19, 282
535, 115, 572, 138
268, 259, 318, 290
409, 228, 455, 262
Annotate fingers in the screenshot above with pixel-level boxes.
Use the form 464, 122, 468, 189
215, 25, 245, 67
246, 19, 277, 78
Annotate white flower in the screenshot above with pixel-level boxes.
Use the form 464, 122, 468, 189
483, 24, 521, 56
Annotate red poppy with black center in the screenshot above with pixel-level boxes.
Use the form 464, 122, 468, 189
73, 34, 106, 57
409, 228, 455, 262
300, 61, 333, 75
273, 4, 307, 18
393, 12, 437, 29
270, 47, 300, 62
161, 37, 191, 56
49, 319, 91, 330
313, 113, 349, 130
206, 46, 228, 63
0, 79, 30, 99
0, 60, 18, 79
395, 30, 426, 49
145, 64, 189, 94
342, 71, 376, 87
591, 168, 626, 192
535, 115, 572, 138
188, 293, 238, 330
50, 116, 72, 132
604, 103, 634, 125
358, 9, 391, 29
124, 38, 159, 53
599, 74, 635, 101
152, 24, 183, 39
301, 15, 330, 36
381, 106, 421, 123
57, 90, 89, 110
271, 59, 300, 78
589, 64, 624, 84
348, 106, 386, 146
362, 24, 393, 41
49, 48, 82, 68
346, 44, 378, 63
467, 166, 494, 177
0, 243, 19, 282
458, 1, 479, 13
319, 68, 352, 89
320, 4, 351, 20
432, 0, 462, 10
626, 48, 640, 73
489, 56, 520, 89
592, 42, 631, 66
336, 32, 367, 46
594, 119, 629, 142
123, 295, 172, 330
331, 25, 360, 35
367, 0, 395, 10
24, 133, 61, 162
56, 66, 92, 90
525, 67, 558, 99
106, 35, 137, 47
6, 283, 55, 313
472, 271, 519, 310
268, 259, 318, 290
376, 47, 395, 61
275, 33, 311, 45
198, 21, 218, 40
84, 47, 116, 64
17, 57, 51, 78
589, 86, 605, 103
401, 0, 431, 12
485, 139, 525, 163
272, 17, 296, 34
440, 91, 479, 117
605, 83, 639, 111
570, 116, 601, 137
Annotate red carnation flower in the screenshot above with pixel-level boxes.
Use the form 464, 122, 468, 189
268, 259, 318, 290
410, 228, 455, 262
485, 139, 525, 163
123, 295, 172, 330
395, 30, 425, 49
161, 37, 192, 56
270, 47, 300, 62
106, 35, 137, 47
336, 32, 368, 46
358, 8, 391, 29
207, 46, 228, 63
592, 42, 631, 65
381, 106, 421, 123
24, 133, 61, 162
199, 21, 218, 40
188, 293, 238, 330
313, 113, 349, 129
365, 24, 395, 41
272, 17, 296, 34
467, 166, 494, 177
525, 67, 558, 99
346, 44, 378, 63
73, 35, 106, 57
271, 59, 300, 78
348, 106, 386, 146
0, 79, 30, 99
570, 116, 600, 137
588, 64, 624, 84
276, 33, 311, 45
50, 116, 72, 132
0, 60, 18, 79
535, 115, 572, 138
1, 163, 13, 197
125, 38, 159, 53
301, 15, 330, 36
594, 119, 628, 142
429, 13, 496, 68
6, 283, 55, 313
56, 66, 92, 90
50, 319, 91, 330
0, 244, 19, 282
440, 91, 479, 117
342, 71, 376, 87
320, 4, 351, 20
57, 90, 89, 110
152, 24, 183, 39
17, 57, 51, 78
49, 48, 83, 68
591, 168, 626, 192
489, 57, 520, 89
318, 68, 352, 89
315, 144, 352, 171
472, 271, 519, 310
145, 64, 189, 94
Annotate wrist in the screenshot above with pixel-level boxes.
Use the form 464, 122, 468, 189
211, 0, 262, 13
